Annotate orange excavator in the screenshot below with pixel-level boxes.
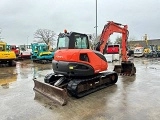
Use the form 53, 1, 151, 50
33, 21, 136, 106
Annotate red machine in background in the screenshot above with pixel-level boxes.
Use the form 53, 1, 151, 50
33, 21, 136, 105
9, 45, 20, 57
18, 45, 32, 59
106, 44, 120, 54
8, 45, 32, 59
104, 44, 120, 62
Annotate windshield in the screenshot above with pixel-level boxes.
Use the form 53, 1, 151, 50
11, 46, 16, 50
6, 45, 10, 50
41, 45, 48, 51
21, 47, 26, 51
27, 45, 31, 49
0, 45, 5, 51
33, 46, 38, 52
134, 48, 143, 53
57, 33, 89, 49
57, 37, 69, 49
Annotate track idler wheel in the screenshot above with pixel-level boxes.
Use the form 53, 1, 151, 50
109, 72, 118, 84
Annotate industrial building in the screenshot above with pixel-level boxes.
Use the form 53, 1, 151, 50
128, 39, 160, 50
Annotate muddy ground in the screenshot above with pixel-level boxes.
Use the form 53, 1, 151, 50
0, 58, 160, 120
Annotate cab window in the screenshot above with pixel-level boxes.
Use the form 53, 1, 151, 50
57, 37, 69, 49
74, 35, 88, 49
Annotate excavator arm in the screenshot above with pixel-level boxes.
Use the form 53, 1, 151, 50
95, 21, 136, 75
96, 21, 129, 61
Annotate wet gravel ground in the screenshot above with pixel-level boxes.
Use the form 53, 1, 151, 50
0, 58, 160, 120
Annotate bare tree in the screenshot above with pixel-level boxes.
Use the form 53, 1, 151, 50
0, 28, 3, 41
94, 34, 101, 44
87, 33, 96, 45
89, 33, 112, 50
114, 36, 122, 45
34, 29, 56, 45
93, 34, 112, 44
128, 36, 136, 49
86, 33, 98, 49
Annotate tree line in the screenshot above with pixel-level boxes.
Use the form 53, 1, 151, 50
34, 29, 136, 50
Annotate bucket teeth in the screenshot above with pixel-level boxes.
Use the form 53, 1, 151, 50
118, 73, 134, 76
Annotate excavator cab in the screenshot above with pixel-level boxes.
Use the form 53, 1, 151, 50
0, 41, 16, 66
57, 31, 90, 49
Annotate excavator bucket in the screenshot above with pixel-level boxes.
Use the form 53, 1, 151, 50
33, 78, 68, 106
113, 61, 136, 76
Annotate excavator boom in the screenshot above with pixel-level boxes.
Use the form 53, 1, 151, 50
95, 21, 136, 75
96, 21, 129, 61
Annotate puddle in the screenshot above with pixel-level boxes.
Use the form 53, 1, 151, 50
0, 76, 17, 89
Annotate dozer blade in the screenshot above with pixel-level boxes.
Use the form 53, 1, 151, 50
33, 78, 68, 106
113, 61, 136, 76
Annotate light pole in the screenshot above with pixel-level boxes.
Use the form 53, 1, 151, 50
27, 36, 29, 49
95, 0, 98, 38
0, 28, 2, 40
27, 36, 29, 45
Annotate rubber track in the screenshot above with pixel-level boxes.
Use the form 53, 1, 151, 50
67, 72, 118, 98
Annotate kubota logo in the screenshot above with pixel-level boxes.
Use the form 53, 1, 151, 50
56, 55, 63, 58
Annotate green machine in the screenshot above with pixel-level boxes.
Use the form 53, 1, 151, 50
31, 43, 54, 63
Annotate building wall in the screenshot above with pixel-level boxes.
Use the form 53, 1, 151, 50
128, 39, 160, 49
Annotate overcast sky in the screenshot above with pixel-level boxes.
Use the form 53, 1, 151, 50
0, 0, 160, 45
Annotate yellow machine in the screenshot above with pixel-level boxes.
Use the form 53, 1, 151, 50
0, 41, 16, 66
157, 46, 160, 51
143, 34, 151, 54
